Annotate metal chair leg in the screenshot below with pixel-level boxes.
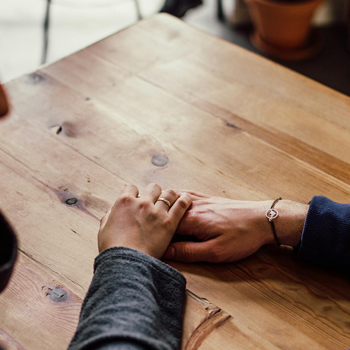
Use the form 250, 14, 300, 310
217, 0, 224, 21
41, 0, 51, 64
134, 0, 142, 20
42, 0, 141, 65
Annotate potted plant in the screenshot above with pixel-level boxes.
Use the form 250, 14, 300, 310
245, 0, 324, 60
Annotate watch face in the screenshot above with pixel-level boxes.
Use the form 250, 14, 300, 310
0, 85, 9, 118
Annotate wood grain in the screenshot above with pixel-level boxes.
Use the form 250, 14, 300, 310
1, 13, 349, 350
0, 253, 81, 349
183, 290, 231, 350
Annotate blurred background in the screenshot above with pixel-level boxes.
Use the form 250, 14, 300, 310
1, 0, 349, 95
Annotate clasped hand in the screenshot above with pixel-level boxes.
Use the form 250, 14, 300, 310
99, 183, 192, 259
99, 184, 308, 263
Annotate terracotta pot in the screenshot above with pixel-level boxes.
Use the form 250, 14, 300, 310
246, 0, 324, 49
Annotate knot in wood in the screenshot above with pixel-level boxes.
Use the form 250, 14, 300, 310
65, 198, 78, 206
151, 155, 169, 167
49, 125, 62, 135
47, 287, 68, 302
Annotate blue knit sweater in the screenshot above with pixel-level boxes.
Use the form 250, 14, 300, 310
298, 196, 350, 271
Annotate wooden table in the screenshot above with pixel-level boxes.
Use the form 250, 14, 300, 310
1, 14, 350, 350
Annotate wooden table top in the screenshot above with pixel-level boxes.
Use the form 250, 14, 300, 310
1, 13, 350, 350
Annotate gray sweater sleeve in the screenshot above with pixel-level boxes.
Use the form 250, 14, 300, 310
67, 247, 186, 350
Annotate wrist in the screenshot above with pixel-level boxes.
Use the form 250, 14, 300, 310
264, 200, 309, 247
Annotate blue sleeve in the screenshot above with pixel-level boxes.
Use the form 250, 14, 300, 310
67, 247, 186, 350
298, 196, 350, 270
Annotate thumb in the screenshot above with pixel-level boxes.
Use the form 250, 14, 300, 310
163, 241, 215, 263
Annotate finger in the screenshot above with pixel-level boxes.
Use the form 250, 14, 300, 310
175, 210, 197, 236
120, 184, 139, 198
174, 189, 210, 200
140, 183, 162, 203
163, 241, 216, 262
100, 207, 112, 229
155, 189, 178, 211
168, 194, 192, 222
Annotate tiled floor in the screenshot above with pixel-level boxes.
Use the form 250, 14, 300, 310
1, 0, 350, 96
0, 0, 163, 82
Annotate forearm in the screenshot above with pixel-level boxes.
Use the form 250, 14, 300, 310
68, 247, 186, 350
264, 197, 350, 271
263, 200, 309, 247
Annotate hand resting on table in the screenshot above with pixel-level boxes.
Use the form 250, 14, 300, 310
163, 190, 309, 263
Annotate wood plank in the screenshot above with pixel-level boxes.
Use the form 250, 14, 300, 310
171, 247, 350, 350
54, 14, 350, 185
7, 67, 350, 204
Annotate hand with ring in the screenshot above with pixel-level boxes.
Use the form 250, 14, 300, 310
98, 183, 192, 259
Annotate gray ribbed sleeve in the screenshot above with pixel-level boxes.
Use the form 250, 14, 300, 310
67, 247, 186, 350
